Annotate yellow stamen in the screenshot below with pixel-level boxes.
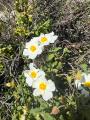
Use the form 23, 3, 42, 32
83, 82, 90, 87
39, 82, 47, 90
31, 71, 37, 78
29, 45, 37, 52
28, 71, 37, 78
40, 37, 48, 43
75, 71, 82, 80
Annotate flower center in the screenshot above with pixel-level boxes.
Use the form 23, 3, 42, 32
29, 45, 37, 52
40, 37, 48, 43
39, 82, 47, 90
83, 82, 90, 87
28, 71, 37, 78
30, 71, 37, 78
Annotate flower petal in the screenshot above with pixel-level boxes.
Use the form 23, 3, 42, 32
32, 80, 39, 88
23, 70, 29, 78
33, 89, 41, 96
47, 80, 56, 92
29, 63, 35, 69
42, 91, 53, 101
23, 49, 30, 56
45, 32, 54, 37
86, 74, 90, 82
75, 80, 83, 90
39, 70, 45, 77
37, 46, 43, 54
50, 35, 58, 43
28, 53, 37, 59
26, 77, 33, 86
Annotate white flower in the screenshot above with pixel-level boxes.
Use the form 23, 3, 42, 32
23, 38, 43, 59
33, 77, 55, 101
75, 73, 90, 96
75, 73, 85, 90
24, 63, 45, 86
39, 32, 58, 46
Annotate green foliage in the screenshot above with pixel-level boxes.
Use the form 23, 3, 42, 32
15, 0, 51, 37
0, 0, 90, 120
34, 19, 51, 36
81, 63, 88, 72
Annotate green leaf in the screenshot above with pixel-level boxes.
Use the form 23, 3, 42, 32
47, 54, 55, 61
52, 61, 58, 67
57, 62, 62, 69
53, 47, 62, 52
41, 113, 55, 120
17, 106, 22, 111
30, 108, 41, 115
59, 115, 64, 120
81, 63, 88, 72
63, 47, 70, 54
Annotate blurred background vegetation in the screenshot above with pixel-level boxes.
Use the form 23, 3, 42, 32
0, 0, 90, 120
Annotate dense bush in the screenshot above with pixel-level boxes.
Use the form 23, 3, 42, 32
0, 0, 90, 120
